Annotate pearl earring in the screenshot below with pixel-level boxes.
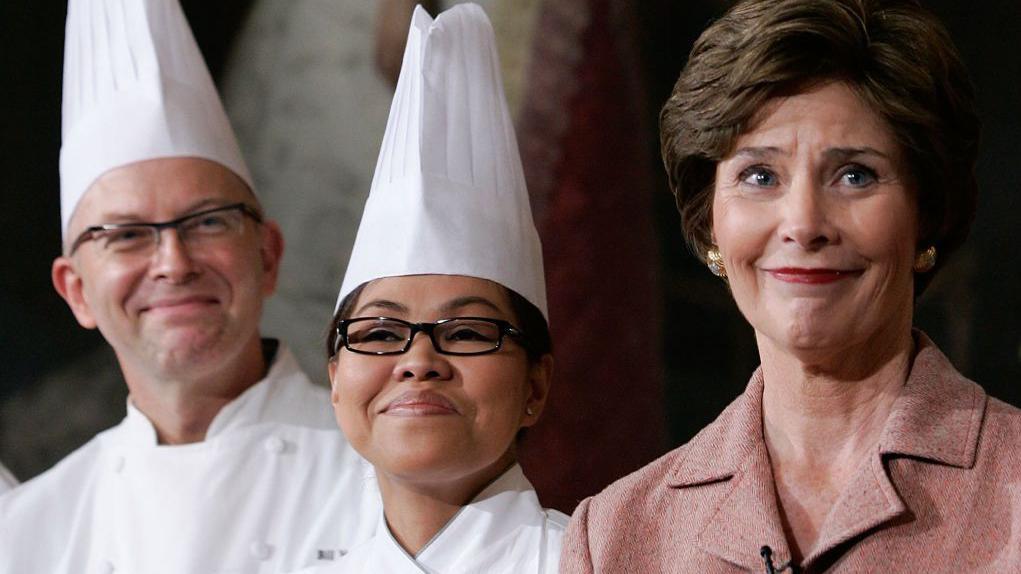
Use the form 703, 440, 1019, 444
706, 247, 727, 278
913, 246, 937, 273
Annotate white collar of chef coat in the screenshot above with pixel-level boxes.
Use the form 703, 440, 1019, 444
374, 463, 547, 571
118, 341, 324, 446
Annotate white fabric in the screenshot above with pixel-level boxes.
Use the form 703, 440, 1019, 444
0, 464, 15, 494
59, 0, 253, 237
292, 464, 567, 574
337, 3, 547, 318
0, 345, 380, 574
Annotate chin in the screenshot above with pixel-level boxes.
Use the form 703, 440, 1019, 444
761, 315, 851, 357
379, 451, 470, 483
149, 331, 235, 372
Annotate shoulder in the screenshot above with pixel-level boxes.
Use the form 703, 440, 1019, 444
560, 446, 689, 573
561, 384, 760, 569
576, 382, 757, 523
976, 395, 1021, 470
572, 445, 688, 528
264, 343, 337, 429
545, 507, 570, 531
1, 432, 108, 513
0, 433, 109, 561
911, 333, 1021, 471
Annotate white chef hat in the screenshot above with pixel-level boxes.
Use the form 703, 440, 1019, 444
337, 3, 547, 319
59, 0, 254, 238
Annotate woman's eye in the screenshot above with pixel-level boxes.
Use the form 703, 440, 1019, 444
839, 165, 877, 188
445, 328, 496, 342
360, 329, 404, 342
738, 167, 778, 187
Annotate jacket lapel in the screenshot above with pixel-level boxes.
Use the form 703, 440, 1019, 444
802, 452, 908, 565
804, 332, 985, 565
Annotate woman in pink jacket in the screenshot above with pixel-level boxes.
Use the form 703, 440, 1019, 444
561, 0, 1021, 572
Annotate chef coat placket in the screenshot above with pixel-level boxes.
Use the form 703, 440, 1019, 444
303, 464, 566, 574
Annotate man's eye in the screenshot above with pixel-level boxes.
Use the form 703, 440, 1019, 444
739, 167, 778, 187
99, 227, 149, 247
184, 214, 230, 233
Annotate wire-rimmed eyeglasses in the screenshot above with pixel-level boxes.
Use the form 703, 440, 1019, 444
333, 317, 526, 357
68, 203, 263, 256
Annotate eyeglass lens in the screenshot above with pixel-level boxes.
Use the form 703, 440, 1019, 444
344, 318, 505, 355
91, 207, 248, 255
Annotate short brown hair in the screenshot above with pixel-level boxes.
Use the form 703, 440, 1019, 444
660, 0, 980, 293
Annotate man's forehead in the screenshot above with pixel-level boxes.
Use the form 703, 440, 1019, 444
69, 157, 256, 228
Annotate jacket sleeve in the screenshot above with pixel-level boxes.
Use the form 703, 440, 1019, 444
559, 496, 596, 574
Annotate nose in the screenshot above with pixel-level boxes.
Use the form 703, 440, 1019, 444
778, 175, 838, 250
148, 229, 201, 283
392, 332, 453, 383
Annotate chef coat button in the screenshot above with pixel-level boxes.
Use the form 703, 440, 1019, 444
263, 436, 286, 454
112, 456, 125, 474
249, 541, 273, 561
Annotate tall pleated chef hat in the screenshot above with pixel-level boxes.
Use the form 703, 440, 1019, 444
337, 3, 547, 319
59, 0, 253, 238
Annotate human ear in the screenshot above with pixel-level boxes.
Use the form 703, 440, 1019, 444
328, 358, 340, 406
521, 354, 553, 427
258, 220, 285, 296
51, 256, 98, 329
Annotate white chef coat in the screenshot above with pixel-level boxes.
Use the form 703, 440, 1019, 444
294, 464, 567, 574
0, 463, 15, 493
0, 342, 380, 574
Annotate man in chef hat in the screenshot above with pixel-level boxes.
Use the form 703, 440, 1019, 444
0, 1, 378, 572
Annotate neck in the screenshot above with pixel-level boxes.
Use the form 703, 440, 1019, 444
759, 324, 914, 472
377, 454, 516, 556
120, 336, 268, 444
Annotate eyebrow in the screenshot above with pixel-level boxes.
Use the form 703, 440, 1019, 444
354, 295, 503, 317
731, 146, 785, 159
822, 147, 892, 161
354, 299, 409, 316
93, 199, 233, 224
439, 296, 502, 314
730, 146, 892, 162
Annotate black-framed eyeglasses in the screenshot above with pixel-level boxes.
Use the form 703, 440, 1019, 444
334, 317, 526, 356
68, 203, 263, 256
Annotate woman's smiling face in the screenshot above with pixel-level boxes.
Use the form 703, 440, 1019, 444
329, 274, 549, 490
712, 81, 919, 360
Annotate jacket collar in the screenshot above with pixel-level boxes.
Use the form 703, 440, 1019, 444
876, 331, 985, 468
666, 371, 795, 570
664, 330, 986, 569
373, 464, 548, 572
117, 341, 328, 446
418, 464, 546, 570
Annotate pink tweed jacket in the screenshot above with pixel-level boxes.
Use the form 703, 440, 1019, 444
561, 333, 1021, 573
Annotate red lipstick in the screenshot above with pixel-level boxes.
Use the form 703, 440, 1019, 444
766, 267, 861, 284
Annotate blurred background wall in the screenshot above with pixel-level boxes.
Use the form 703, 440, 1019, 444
1, 0, 1018, 512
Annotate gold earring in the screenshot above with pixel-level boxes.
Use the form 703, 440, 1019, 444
526, 406, 535, 416
706, 247, 727, 278
913, 245, 937, 273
